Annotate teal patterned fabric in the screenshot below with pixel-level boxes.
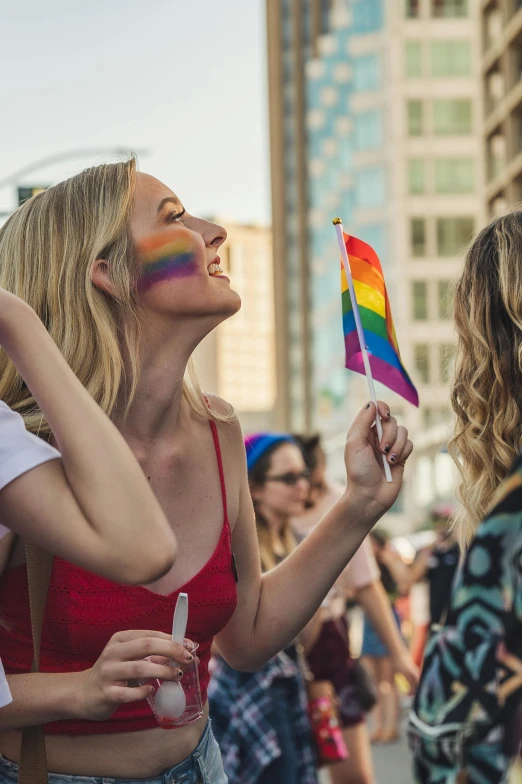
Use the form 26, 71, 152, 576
410, 453, 522, 783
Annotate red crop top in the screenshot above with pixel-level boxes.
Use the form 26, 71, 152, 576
0, 420, 238, 734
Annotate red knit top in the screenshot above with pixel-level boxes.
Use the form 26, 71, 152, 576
0, 421, 238, 734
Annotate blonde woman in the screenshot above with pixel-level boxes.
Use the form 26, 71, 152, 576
0, 159, 411, 784
410, 212, 522, 783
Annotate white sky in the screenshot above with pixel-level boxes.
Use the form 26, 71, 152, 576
0, 0, 270, 224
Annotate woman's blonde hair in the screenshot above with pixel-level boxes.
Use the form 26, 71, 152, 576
449, 210, 522, 547
0, 158, 226, 432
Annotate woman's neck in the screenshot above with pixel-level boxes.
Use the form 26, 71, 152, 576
113, 319, 199, 443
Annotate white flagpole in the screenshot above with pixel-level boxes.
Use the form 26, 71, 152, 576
333, 218, 393, 483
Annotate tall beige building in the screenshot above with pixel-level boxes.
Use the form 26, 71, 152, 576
195, 221, 278, 434
482, 1, 522, 214
267, 0, 484, 531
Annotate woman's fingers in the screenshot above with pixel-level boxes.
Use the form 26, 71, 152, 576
110, 630, 173, 644
105, 659, 182, 684
379, 416, 398, 456
108, 635, 194, 666
382, 425, 408, 465
107, 684, 154, 705
398, 438, 413, 467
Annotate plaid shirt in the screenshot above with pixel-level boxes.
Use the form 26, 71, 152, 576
208, 651, 319, 784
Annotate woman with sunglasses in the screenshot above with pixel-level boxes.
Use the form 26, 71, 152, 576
293, 434, 418, 783
209, 433, 321, 784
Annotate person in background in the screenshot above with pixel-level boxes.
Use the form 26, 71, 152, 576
360, 529, 409, 744
403, 504, 460, 630
293, 435, 418, 783
209, 433, 319, 784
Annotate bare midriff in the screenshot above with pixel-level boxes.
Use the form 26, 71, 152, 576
0, 705, 209, 778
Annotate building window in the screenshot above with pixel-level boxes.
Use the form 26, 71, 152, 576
437, 217, 474, 256
439, 343, 456, 383
413, 281, 428, 320
438, 280, 454, 319
406, 0, 421, 17
433, 99, 472, 135
355, 110, 384, 149
414, 344, 430, 384
408, 100, 423, 135
355, 167, 386, 207
431, 41, 471, 76
432, 0, 467, 17
434, 158, 474, 193
353, 0, 383, 33
353, 54, 381, 92
408, 159, 425, 194
411, 218, 426, 256
405, 41, 422, 77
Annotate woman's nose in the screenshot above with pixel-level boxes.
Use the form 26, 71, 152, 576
190, 216, 227, 250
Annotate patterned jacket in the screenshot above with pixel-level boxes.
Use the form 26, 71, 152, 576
411, 452, 522, 783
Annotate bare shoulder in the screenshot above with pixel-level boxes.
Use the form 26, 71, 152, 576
205, 393, 236, 419
204, 395, 245, 462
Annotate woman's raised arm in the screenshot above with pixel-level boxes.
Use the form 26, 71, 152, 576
216, 401, 412, 671
0, 289, 176, 583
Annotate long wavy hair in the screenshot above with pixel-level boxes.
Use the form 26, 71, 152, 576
449, 210, 522, 546
0, 158, 227, 433
248, 443, 298, 572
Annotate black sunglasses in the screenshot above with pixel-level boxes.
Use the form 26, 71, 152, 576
264, 470, 311, 486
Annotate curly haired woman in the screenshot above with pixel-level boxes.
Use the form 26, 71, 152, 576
410, 212, 522, 783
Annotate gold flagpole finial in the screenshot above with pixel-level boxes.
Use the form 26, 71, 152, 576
332, 217, 342, 225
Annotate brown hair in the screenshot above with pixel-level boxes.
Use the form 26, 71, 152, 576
248, 442, 298, 572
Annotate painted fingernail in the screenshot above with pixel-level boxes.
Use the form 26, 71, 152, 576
184, 652, 193, 662
175, 669, 183, 679
365, 402, 371, 409
389, 454, 397, 464
384, 444, 391, 454
386, 410, 391, 418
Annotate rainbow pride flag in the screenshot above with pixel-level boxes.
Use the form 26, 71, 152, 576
342, 233, 419, 407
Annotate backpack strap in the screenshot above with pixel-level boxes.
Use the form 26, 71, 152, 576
18, 542, 54, 784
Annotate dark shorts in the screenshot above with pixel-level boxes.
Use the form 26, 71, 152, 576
306, 618, 365, 728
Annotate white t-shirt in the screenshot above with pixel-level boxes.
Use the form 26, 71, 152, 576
0, 400, 60, 707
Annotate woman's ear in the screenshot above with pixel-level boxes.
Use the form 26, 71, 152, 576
91, 258, 119, 297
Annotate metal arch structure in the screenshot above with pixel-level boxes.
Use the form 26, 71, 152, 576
0, 147, 148, 193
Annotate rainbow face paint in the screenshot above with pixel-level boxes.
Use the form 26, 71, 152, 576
137, 228, 200, 292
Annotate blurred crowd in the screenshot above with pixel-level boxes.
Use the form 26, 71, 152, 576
208, 431, 457, 784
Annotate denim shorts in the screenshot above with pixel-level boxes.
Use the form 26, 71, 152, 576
0, 720, 227, 784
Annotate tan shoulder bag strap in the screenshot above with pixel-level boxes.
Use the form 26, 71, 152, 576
18, 542, 54, 784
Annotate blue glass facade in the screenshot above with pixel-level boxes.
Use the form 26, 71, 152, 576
305, 0, 386, 432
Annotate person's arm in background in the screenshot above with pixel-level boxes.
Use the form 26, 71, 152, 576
340, 537, 419, 689
378, 544, 413, 594
0, 288, 176, 583
356, 580, 419, 689
397, 547, 431, 594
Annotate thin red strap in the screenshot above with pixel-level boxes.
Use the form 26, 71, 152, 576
209, 420, 229, 524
